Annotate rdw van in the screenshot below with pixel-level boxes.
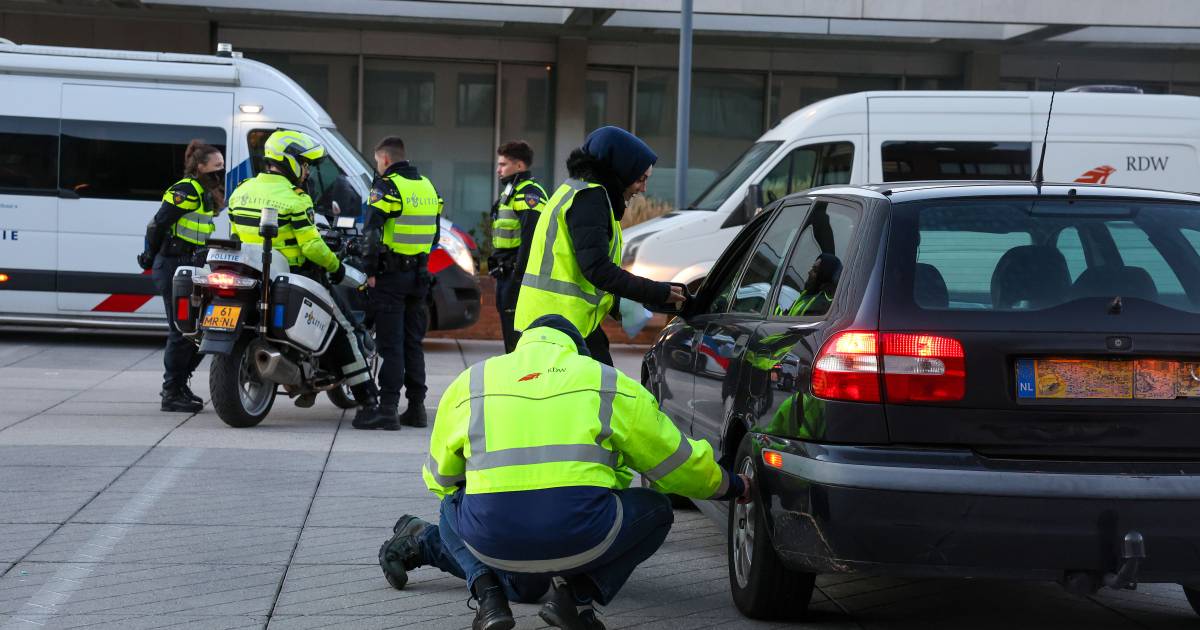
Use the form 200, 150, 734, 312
0, 43, 480, 330
624, 90, 1200, 289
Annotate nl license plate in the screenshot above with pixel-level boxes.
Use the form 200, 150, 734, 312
1016, 358, 1200, 400
201, 304, 242, 330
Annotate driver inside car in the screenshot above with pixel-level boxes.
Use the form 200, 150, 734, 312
226, 128, 389, 427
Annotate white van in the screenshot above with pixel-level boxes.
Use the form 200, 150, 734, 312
0, 43, 480, 330
624, 90, 1200, 288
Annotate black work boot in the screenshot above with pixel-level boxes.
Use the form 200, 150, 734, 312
161, 387, 203, 413
293, 392, 317, 408
353, 405, 399, 431
378, 515, 431, 590
471, 573, 516, 630
178, 381, 203, 406
539, 578, 606, 630
400, 402, 428, 428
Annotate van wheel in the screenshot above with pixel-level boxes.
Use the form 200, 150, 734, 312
728, 433, 815, 620
1182, 586, 1200, 616
210, 337, 275, 428
327, 383, 357, 409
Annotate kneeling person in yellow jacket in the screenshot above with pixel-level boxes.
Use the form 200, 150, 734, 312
378, 314, 750, 630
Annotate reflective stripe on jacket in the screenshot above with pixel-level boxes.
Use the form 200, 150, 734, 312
227, 172, 339, 271
371, 172, 442, 255
492, 176, 546, 250
163, 178, 214, 245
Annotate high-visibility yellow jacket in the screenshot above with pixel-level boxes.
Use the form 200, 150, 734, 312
423, 325, 731, 500
227, 172, 339, 271
162, 177, 214, 245
369, 172, 442, 256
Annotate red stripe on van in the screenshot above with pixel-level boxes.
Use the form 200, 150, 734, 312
92, 293, 154, 312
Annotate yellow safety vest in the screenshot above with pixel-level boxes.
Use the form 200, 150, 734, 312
492, 176, 546, 251
423, 325, 729, 500
514, 179, 623, 337
163, 178, 214, 246
226, 173, 339, 271
371, 173, 442, 255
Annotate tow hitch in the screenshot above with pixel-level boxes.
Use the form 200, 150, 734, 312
1062, 531, 1145, 595
1103, 531, 1146, 590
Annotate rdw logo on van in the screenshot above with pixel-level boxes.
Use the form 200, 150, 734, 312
1127, 155, 1170, 171
1075, 166, 1117, 184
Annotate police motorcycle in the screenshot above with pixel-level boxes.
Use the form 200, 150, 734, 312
170, 207, 372, 428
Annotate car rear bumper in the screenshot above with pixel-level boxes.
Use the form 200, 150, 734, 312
755, 434, 1200, 583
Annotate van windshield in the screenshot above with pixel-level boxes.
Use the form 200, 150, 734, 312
325, 127, 374, 189
689, 141, 781, 211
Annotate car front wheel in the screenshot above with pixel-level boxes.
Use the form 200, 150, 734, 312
728, 433, 816, 620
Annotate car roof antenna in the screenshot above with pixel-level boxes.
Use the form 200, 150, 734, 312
1033, 62, 1062, 190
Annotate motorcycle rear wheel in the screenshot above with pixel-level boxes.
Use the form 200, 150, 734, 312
211, 336, 276, 428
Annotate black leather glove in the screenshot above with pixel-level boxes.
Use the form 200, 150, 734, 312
136, 252, 154, 271
329, 262, 346, 284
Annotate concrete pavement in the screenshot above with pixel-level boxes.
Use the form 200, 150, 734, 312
0, 330, 1196, 629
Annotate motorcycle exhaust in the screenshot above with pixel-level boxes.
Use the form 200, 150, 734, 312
254, 347, 302, 385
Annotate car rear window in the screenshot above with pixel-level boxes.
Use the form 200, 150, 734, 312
883, 197, 1200, 330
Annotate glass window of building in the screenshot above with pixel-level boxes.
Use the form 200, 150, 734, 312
501, 64, 556, 184
364, 58, 496, 236
636, 69, 766, 207
586, 68, 632, 132
245, 52, 359, 147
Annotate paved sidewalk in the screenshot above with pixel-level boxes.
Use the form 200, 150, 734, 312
0, 330, 1196, 629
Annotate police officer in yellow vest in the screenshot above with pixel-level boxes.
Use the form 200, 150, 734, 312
377, 315, 750, 630
489, 140, 547, 352
515, 127, 684, 366
138, 140, 224, 413
226, 130, 383, 424
358, 136, 443, 430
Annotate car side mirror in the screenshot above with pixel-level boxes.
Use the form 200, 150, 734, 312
742, 184, 762, 223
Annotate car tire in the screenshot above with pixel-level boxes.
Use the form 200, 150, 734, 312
728, 433, 816, 620
1182, 585, 1200, 616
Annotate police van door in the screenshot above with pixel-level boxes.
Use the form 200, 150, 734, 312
0, 75, 60, 320
56, 84, 231, 316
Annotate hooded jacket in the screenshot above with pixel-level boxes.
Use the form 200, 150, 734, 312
562, 135, 671, 310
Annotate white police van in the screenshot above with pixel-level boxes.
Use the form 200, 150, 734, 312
0, 41, 480, 330
624, 89, 1200, 289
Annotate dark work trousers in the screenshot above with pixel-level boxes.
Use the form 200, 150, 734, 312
416, 487, 674, 606
371, 267, 430, 410
151, 253, 203, 391
493, 264, 520, 353
585, 326, 614, 367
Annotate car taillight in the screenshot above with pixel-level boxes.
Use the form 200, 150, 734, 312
882, 333, 965, 403
812, 331, 965, 403
812, 331, 881, 402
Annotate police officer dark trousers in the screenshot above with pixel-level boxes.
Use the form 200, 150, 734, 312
138, 140, 225, 413
489, 141, 546, 353
360, 136, 442, 430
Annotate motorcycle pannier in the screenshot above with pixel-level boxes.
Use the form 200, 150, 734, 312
269, 276, 337, 353
171, 267, 202, 334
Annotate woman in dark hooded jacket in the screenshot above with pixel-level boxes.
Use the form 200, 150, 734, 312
514, 127, 685, 365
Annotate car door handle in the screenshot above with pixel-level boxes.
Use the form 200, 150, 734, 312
732, 334, 749, 355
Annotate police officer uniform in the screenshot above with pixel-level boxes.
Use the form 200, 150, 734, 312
365, 161, 442, 427
378, 315, 746, 630
489, 171, 546, 352
140, 177, 216, 412
227, 130, 383, 424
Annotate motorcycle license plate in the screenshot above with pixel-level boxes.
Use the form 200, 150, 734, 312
201, 305, 241, 330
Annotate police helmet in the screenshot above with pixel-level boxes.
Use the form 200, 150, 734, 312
263, 129, 326, 182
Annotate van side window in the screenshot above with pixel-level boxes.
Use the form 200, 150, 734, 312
60, 121, 225, 201
881, 141, 1031, 182
759, 142, 854, 203
772, 202, 861, 318
729, 203, 810, 315
0, 116, 58, 195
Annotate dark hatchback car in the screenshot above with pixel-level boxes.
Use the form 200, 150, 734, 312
642, 182, 1200, 620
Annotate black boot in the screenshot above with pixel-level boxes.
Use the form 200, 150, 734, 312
353, 404, 399, 430
539, 578, 606, 630
178, 381, 203, 405
471, 573, 515, 630
293, 392, 317, 408
378, 515, 431, 590
400, 402, 428, 428
161, 387, 203, 413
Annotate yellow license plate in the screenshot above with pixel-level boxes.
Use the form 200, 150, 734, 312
202, 305, 241, 330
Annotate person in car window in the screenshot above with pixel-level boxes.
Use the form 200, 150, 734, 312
377, 315, 750, 630
137, 139, 224, 413
514, 126, 685, 366
777, 253, 841, 317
